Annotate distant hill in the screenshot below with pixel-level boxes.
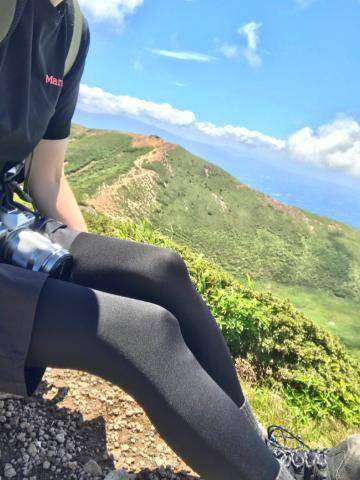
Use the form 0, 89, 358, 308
65, 125, 360, 356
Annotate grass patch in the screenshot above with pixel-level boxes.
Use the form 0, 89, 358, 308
244, 383, 358, 447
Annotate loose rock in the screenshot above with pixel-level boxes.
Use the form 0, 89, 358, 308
105, 469, 135, 480
0, 368, 201, 479
83, 459, 102, 476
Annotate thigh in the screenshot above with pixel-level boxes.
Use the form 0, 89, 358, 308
27, 274, 182, 392
49, 226, 183, 303
0, 254, 180, 399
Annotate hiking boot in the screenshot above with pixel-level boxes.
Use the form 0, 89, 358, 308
266, 425, 360, 480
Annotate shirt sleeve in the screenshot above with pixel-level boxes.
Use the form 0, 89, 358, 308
42, 16, 90, 140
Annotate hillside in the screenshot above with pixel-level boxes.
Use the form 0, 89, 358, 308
65, 125, 360, 356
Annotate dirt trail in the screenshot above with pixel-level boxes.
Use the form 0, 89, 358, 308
89, 136, 176, 219
67, 160, 98, 178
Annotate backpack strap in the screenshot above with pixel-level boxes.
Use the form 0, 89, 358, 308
12, 0, 84, 192
64, 0, 83, 76
0, 0, 18, 44
1, 0, 84, 75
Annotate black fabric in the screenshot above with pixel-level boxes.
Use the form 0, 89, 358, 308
48, 224, 82, 249
0, 0, 90, 174
55, 229, 246, 408
26, 260, 280, 480
0, 263, 49, 396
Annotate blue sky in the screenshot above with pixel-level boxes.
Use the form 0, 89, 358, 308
79, 0, 360, 139
74, 0, 360, 227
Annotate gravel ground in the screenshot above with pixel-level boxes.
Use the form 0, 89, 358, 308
0, 368, 201, 480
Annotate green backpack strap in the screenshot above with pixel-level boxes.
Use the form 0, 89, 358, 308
64, 0, 84, 77
0, 0, 17, 44
2, 0, 84, 192
1, 1, 84, 75
24, 0, 84, 193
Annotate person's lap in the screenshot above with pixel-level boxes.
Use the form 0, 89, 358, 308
0, 225, 193, 397
0, 237, 180, 398
49, 226, 245, 407
0, 225, 244, 406
49, 226, 189, 304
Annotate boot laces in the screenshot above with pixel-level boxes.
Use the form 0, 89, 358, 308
266, 425, 328, 478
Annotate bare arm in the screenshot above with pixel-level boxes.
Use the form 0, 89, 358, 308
25, 138, 88, 232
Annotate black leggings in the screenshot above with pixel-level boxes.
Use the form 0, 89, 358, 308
26, 230, 279, 480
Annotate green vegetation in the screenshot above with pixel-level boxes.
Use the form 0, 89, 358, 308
65, 126, 150, 203
147, 146, 360, 301
66, 126, 360, 359
244, 383, 356, 447
257, 281, 360, 359
84, 211, 360, 431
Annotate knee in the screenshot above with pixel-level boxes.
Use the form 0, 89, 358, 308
151, 304, 182, 342
153, 248, 190, 286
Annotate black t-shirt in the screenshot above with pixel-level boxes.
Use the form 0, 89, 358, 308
0, 0, 90, 174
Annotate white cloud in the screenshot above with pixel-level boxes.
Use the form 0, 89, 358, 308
238, 22, 262, 68
78, 84, 360, 177
239, 22, 261, 51
197, 122, 285, 150
218, 42, 238, 60
149, 49, 216, 62
78, 84, 196, 127
79, 0, 143, 24
217, 22, 262, 67
287, 118, 360, 176
78, 84, 284, 152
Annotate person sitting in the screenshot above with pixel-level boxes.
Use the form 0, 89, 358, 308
0, 1, 358, 479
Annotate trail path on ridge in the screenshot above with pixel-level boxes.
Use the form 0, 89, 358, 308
89, 135, 176, 219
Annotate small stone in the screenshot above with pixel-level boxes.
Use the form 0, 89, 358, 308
83, 459, 102, 476
104, 470, 135, 480
28, 443, 37, 456
4, 463, 16, 478
68, 461, 78, 470
17, 432, 26, 442
155, 457, 165, 467
43, 461, 51, 470
55, 433, 65, 444
23, 453, 30, 462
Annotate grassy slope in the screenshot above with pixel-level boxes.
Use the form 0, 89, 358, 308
258, 281, 360, 356
66, 125, 360, 357
148, 147, 360, 356
65, 125, 150, 204
146, 147, 360, 297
